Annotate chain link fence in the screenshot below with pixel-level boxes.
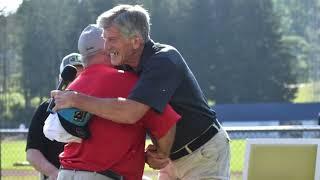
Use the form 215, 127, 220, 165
1, 125, 320, 180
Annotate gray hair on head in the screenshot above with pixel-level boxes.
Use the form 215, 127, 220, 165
96, 4, 150, 42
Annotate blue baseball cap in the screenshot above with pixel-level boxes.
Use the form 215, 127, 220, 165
57, 108, 91, 139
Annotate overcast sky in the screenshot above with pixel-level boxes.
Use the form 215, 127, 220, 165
0, 0, 22, 15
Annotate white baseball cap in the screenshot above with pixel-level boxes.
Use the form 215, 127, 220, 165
59, 53, 83, 74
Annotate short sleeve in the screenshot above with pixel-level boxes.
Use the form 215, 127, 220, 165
26, 102, 50, 152
128, 57, 183, 113
143, 104, 181, 140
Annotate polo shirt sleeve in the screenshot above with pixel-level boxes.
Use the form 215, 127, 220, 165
128, 57, 183, 113
26, 102, 50, 152
143, 104, 181, 140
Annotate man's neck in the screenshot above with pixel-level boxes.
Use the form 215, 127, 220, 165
125, 44, 144, 69
84, 55, 112, 68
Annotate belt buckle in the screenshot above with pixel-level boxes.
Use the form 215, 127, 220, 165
184, 144, 193, 154
183, 124, 218, 155
212, 123, 219, 131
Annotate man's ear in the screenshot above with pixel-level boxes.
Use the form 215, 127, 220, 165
131, 35, 143, 50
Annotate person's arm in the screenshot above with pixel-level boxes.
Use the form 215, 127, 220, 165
144, 104, 181, 169
146, 125, 176, 169
51, 90, 149, 124
152, 124, 176, 157
26, 101, 61, 180
26, 149, 59, 180
52, 54, 183, 124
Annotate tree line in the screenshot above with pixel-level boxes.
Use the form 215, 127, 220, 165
1, 0, 319, 127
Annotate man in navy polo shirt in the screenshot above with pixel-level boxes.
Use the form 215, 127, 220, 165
52, 4, 230, 180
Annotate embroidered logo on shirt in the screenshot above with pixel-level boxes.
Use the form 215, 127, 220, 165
73, 111, 86, 122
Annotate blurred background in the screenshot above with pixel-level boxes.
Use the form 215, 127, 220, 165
1, 0, 320, 179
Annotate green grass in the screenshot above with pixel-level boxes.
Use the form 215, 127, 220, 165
1, 140, 36, 180
1, 140, 33, 170
230, 139, 246, 172
288, 81, 320, 103
1, 176, 38, 180
294, 83, 316, 103
1, 139, 246, 179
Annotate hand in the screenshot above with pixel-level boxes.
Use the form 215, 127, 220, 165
145, 144, 170, 170
51, 90, 75, 111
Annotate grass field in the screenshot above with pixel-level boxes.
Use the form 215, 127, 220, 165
293, 83, 317, 103
1, 139, 245, 179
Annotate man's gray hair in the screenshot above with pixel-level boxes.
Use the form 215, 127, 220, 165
96, 4, 150, 42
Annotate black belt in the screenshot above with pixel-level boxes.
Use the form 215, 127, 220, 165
170, 124, 219, 160
60, 166, 123, 180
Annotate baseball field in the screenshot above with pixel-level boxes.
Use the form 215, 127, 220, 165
1, 139, 245, 180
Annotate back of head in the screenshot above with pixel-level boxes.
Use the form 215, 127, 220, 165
78, 24, 105, 62
60, 53, 83, 74
96, 4, 150, 42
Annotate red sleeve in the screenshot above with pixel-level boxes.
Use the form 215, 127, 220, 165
142, 104, 181, 139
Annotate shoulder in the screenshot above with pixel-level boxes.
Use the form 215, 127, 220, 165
154, 43, 180, 59
98, 68, 139, 87
108, 68, 138, 79
39, 100, 49, 108
34, 101, 50, 115
150, 43, 184, 68
144, 53, 184, 76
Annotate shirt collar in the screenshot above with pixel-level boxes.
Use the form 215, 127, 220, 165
136, 39, 156, 74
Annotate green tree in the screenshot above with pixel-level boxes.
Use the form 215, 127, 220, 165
17, 0, 59, 112
0, 15, 7, 94
0, 12, 24, 126
274, 0, 320, 89
215, 0, 296, 103
14, 0, 90, 123
2, 0, 302, 127
274, 0, 320, 83
173, 0, 297, 103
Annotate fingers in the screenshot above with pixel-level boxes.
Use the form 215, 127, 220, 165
50, 90, 75, 111
50, 90, 62, 98
146, 149, 165, 158
52, 103, 59, 112
146, 155, 169, 169
145, 147, 170, 169
146, 144, 157, 151
52, 97, 67, 112
50, 90, 62, 112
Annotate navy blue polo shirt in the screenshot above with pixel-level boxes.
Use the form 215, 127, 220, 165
128, 40, 218, 152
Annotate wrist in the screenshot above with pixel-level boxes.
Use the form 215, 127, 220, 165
70, 91, 80, 108
156, 149, 170, 158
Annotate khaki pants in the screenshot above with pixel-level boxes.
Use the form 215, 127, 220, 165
57, 169, 113, 180
159, 130, 231, 180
